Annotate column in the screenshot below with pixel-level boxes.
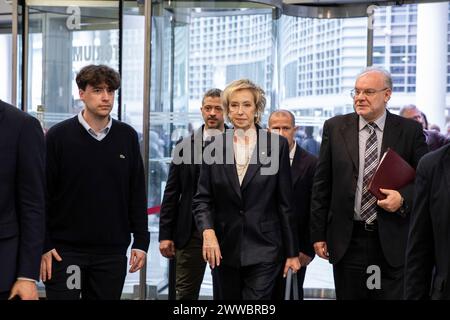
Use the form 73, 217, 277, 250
416, 2, 448, 129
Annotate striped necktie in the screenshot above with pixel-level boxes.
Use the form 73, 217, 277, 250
360, 122, 378, 223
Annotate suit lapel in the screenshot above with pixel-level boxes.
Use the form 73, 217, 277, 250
443, 148, 450, 193
381, 111, 401, 155
340, 113, 359, 171
223, 130, 242, 199
291, 144, 303, 186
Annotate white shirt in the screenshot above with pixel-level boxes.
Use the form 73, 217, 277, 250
289, 142, 297, 166
78, 110, 112, 141
234, 129, 257, 185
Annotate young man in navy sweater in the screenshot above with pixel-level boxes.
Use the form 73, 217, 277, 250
40, 65, 150, 300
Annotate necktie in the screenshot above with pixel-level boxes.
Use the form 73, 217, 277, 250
360, 123, 378, 223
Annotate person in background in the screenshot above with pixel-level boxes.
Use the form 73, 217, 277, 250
0, 100, 45, 300
301, 126, 320, 156
400, 105, 449, 151
268, 110, 317, 300
41, 64, 149, 300
159, 88, 226, 300
429, 124, 441, 132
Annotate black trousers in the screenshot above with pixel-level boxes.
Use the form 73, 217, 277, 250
333, 221, 404, 300
44, 250, 127, 300
272, 265, 307, 300
0, 291, 9, 300
212, 262, 282, 300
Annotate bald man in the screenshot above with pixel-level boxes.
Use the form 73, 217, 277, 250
310, 67, 427, 299
268, 110, 317, 299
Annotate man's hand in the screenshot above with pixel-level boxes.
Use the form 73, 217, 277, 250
40, 249, 62, 282
202, 229, 222, 269
129, 249, 147, 273
314, 241, 329, 260
159, 240, 175, 258
377, 189, 403, 212
299, 252, 313, 267
9, 280, 39, 300
283, 257, 301, 278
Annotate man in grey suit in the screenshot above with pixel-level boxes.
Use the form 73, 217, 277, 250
310, 67, 428, 299
0, 100, 45, 300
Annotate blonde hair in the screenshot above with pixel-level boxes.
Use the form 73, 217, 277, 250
221, 79, 266, 124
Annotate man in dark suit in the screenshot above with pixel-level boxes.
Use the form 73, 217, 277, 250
0, 100, 45, 300
310, 67, 428, 299
268, 110, 317, 299
159, 89, 226, 300
405, 144, 450, 299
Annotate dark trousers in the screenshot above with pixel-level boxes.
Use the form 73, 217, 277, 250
213, 262, 282, 300
0, 291, 9, 300
333, 221, 404, 300
175, 231, 206, 300
44, 250, 127, 300
272, 265, 307, 300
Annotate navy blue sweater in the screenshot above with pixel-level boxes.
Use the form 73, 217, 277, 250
45, 116, 149, 254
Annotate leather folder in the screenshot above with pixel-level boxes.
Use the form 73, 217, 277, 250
368, 148, 415, 200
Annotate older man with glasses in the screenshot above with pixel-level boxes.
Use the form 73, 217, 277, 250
310, 66, 428, 300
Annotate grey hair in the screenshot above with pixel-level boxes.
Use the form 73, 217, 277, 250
356, 66, 392, 89
399, 104, 420, 117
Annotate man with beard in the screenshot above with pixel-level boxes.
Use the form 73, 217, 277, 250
159, 89, 226, 299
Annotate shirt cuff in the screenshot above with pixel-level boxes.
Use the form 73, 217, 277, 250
17, 277, 37, 283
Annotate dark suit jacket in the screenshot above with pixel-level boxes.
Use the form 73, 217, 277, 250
0, 100, 45, 292
193, 127, 298, 268
292, 145, 317, 258
310, 111, 428, 267
405, 145, 450, 299
159, 125, 208, 249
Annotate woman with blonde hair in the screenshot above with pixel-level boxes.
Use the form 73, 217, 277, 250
193, 79, 300, 300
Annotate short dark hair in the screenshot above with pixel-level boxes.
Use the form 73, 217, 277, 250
76, 64, 120, 91
202, 88, 222, 105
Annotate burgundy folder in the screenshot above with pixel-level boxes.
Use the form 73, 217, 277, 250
368, 148, 416, 200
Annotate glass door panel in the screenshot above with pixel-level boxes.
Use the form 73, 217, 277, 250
149, 0, 278, 299
25, 0, 119, 130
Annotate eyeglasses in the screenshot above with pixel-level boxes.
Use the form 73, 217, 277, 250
350, 87, 389, 98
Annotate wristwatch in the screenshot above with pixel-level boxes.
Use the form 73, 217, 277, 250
398, 196, 407, 217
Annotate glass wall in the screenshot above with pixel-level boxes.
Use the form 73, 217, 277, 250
11, 0, 450, 299
0, 3, 12, 103
25, 0, 120, 129
148, 0, 279, 298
